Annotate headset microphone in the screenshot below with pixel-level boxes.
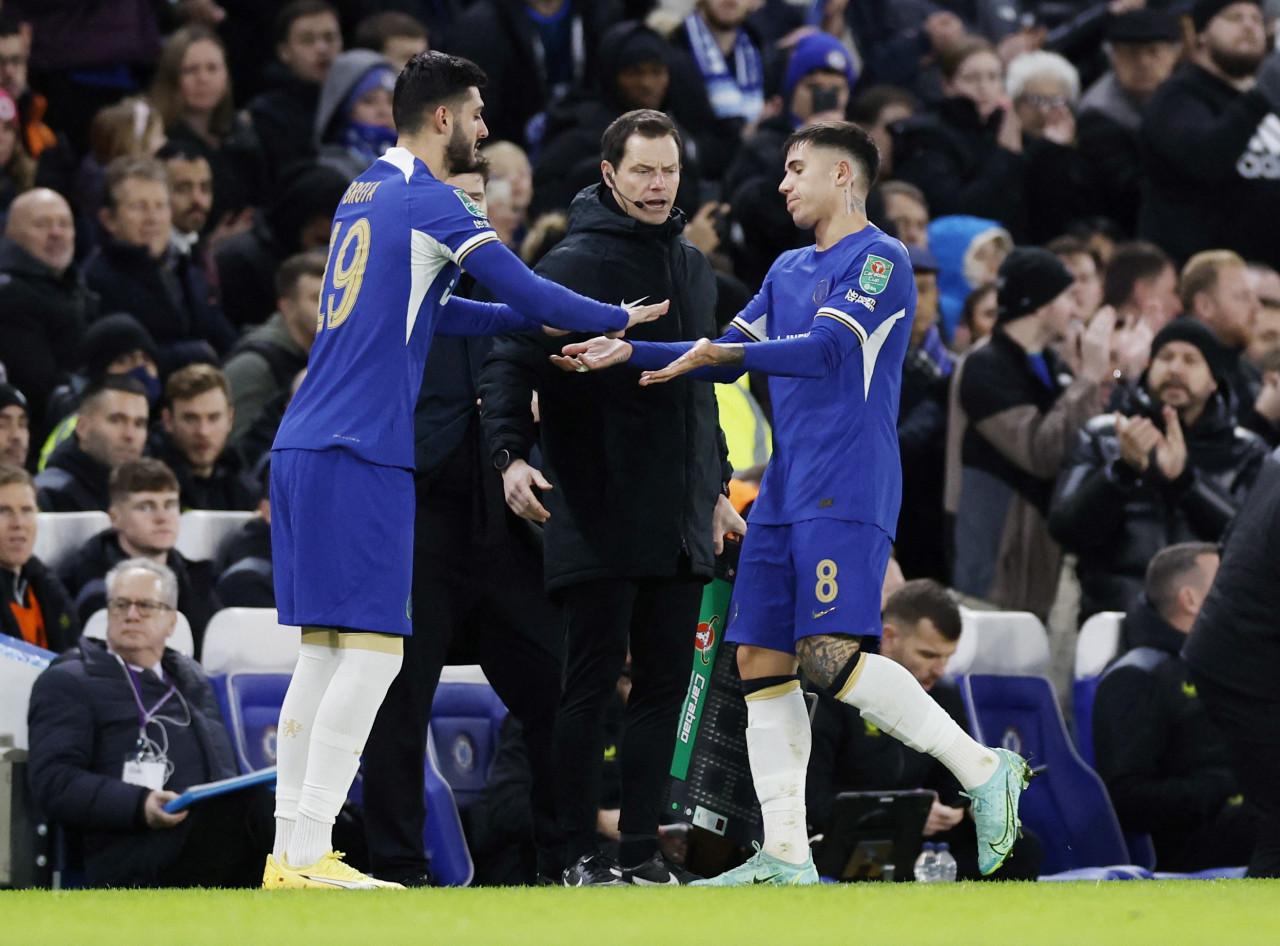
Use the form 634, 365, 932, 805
607, 174, 647, 210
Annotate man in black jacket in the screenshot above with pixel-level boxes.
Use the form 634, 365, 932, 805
1093, 542, 1259, 872
480, 109, 740, 886
0, 465, 79, 652
84, 157, 237, 370
35, 375, 149, 513
59, 459, 218, 658
1138, 0, 1280, 268
0, 188, 95, 438
1185, 450, 1280, 877
27, 558, 271, 887
1049, 319, 1268, 619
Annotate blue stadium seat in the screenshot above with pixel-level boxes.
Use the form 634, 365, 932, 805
221, 672, 293, 773
422, 728, 474, 886
958, 674, 1133, 875
1071, 676, 1102, 767
429, 676, 508, 810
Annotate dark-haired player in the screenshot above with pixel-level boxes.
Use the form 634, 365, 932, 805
263, 51, 667, 890
561, 121, 1029, 885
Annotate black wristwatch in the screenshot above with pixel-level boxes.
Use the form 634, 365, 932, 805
493, 448, 515, 472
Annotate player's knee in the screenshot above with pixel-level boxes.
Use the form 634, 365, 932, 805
795, 634, 862, 692
736, 644, 797, 681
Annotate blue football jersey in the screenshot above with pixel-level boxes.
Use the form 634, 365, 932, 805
733, 226, 915, 533
273, 147, 506, 469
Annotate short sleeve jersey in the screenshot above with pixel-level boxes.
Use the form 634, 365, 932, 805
273, 147, 501, 469
732, 225, 915, 533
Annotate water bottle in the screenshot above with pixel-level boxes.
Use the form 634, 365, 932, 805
913, 842, 939, 882
935, 843, 958, 883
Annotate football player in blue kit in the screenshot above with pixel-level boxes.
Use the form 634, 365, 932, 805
559, 122, 1031, 885
262, 52, 668, 890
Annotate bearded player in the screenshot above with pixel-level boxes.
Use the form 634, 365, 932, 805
559, 122, 1030, 885
263, 52, 667, 889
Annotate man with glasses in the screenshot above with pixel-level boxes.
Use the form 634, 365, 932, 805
27, 558, 274, 888
58, 458, 219, 658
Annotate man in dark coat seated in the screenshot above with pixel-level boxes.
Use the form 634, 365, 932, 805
26, 558, 273, 887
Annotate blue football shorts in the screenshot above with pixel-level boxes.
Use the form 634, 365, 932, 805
725, 518, 893, 654
271, 447, 415, 636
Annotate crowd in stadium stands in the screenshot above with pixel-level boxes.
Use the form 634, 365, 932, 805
3, 0, 1280, 885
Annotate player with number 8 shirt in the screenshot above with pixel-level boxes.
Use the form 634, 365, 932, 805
559, 121, 1031, 885
262, 52, 668, 890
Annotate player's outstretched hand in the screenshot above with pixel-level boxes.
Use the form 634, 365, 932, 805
621, 298, 669, 333
639, 337, 733, 385
502, 458, 552, 523
550, 337, 633, 373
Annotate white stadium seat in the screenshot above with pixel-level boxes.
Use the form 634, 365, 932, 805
83, 608, 196, 658
0, 636, 54, 750
175, 510, 254, 562
1074, 611, 1125, 680
201, 607, 301, 675
945, 606, 1050, 677
33, 511, 111, 570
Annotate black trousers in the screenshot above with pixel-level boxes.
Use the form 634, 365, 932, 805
1191, 673, 1280, 878
362, 480, 563, 879
151, 786, 275, 888
554, 573, 704, 867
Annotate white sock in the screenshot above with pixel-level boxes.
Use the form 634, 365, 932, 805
285, 642, 403, 868
273, 635, 341, 860
836, 652, 998, 790
745, 681, 811, 865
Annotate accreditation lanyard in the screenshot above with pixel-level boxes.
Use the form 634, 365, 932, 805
123, 663, 177, 748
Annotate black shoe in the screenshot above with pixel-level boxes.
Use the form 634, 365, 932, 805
621, 851, 702, 886
373, 867, 434, 887
561, 852, 627, 887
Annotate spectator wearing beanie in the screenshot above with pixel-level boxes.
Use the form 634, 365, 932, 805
1139, 0, 1280, 268
1050, 319, 1270, 619
0, 384, 31, 469
946, 247, 1112, 619
314, 50, 398, 182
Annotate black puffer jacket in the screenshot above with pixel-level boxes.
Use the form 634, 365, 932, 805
26, 637, 237, 887
479, 184, 729, 593
0, 557, 80, 653
1049, 386, 1269, 619
1094, 596, 1246, 871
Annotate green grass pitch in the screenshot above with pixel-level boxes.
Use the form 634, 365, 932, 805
3, 881, 1278, 946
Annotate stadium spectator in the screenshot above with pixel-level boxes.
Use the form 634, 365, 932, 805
315, 50, 398, 182
0, 385, 30, 469
1180, 249, 1280, 446
481, 142, 534, 248
1245, 293, 1280, 370
0, 16, 58, 161
0, 187, 91, 437
0, 87, 34, 211
84, 157, 237, 367
481, 109, 739, 886
0, 465, 79, 652
896, 246, 950, 583
247, 0, 343, 184
6, 0, 163, 155
892, 37, 1028, 241
721, 31, 857, 288
26, 558, 272, 888
948, 247, 1112, 619
849, 85, 918, 179
1076, 10, 1182, 236
159, 143, 214, 259
878, 181, 929, 249
212, 472, 273, 609
352, 11, 430, 73
928, 214, 1010, 342
807, 579, 1042, 881
955, 281, 998, 353
1048, 235, 1103, 327
1184, 452, 1280, 877
223, 251, 323, 449
1138, 0, 1280, 270
529, 21, 709, 218
150, 25, 265, 227
1094, 542, 1260, 871
214, 160, 348, 329
450, 0, 623, 149
39, 314, 162, 470
63, 97, 168, 228
36, 376, 150, 513
156, 364, 258, 511
1049, 320, 1268, 619
58, 458, 218, 656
